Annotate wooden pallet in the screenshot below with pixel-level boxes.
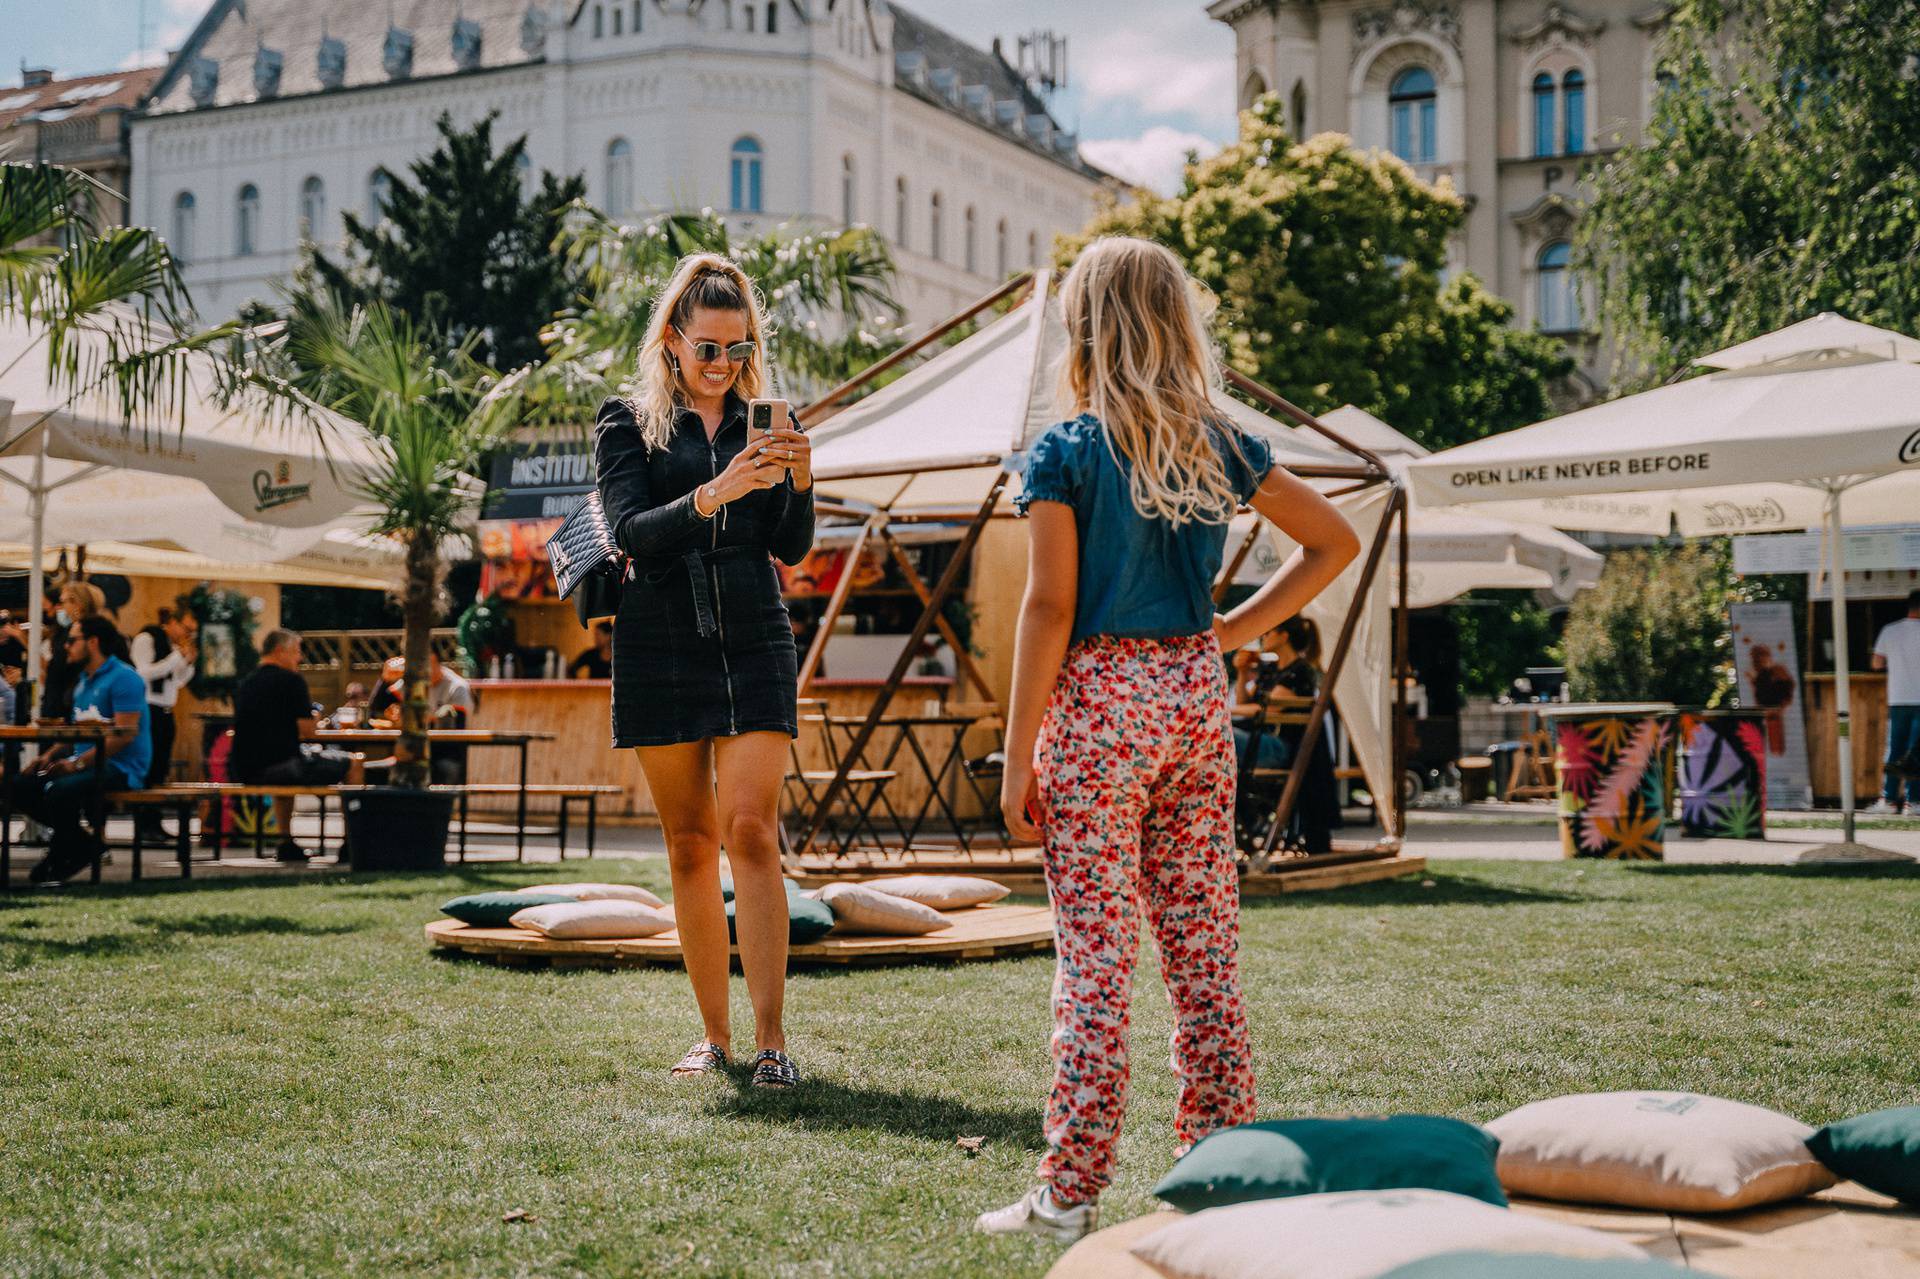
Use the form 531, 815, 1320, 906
425, 902, 1056, 969
788, 851, 1428, 898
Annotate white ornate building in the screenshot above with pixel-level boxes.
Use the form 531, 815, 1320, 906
129, 1, 1111, 326
1209, 0, 1673, 398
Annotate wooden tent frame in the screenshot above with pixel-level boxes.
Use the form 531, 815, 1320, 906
787, 272, 1408, 865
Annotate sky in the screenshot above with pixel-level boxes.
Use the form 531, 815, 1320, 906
0, 0, 1237, 192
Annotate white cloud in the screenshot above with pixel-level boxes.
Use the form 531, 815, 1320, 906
1080, 126, 1220, 194
117, 48, 172, 71
1078, 27, 1236, 126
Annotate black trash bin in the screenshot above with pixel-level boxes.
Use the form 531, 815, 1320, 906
342, 787, 454, 872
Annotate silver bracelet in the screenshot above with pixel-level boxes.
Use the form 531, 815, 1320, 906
692, 483, 718, 520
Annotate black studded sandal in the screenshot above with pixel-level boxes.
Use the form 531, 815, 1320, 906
750, 1049, 799, 1089
670, 1041, 729, 1078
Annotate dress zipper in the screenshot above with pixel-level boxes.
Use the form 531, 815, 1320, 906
706, 435, 737, 735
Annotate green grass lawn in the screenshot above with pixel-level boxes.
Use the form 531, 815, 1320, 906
3, 858, 1917, 1277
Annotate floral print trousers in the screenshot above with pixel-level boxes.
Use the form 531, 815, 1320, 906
1034, 633, 1258, 1205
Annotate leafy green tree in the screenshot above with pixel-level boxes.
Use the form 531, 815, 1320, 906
1061, 97, 1569, 450
1454, 592, 1562, 700
249, 296, 526, 786
534, 209, 904, 419
1578, 0, 1920, 384
1563, 544, 1736, 705
306, 112, 585, 370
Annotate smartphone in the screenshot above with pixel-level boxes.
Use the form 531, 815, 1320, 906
747, 397, 789, 445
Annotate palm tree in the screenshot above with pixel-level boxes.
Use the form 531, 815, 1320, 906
248, 294, 526, 787
535, 207, 906, 417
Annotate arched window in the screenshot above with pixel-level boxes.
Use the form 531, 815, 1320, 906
172, 191, 196, 263
1537, 240, 1576, 332
964, 205, 977, 273
1562, 70, 1587, 155
895, 176, 909, 247
929, 191, 943, 261
766, 1, 777, 34
633, 1, 642, 31
1027, 229, 1038, 268
593, 4, 604, 37
612, 5, 623, 34
606, 137, 633, 213
1389, 66, 1437, 164
729, 136, 763, 212
235, 183, 260, 257
1290, 80, 1308, 136
1532, 72, 1556, 157
367, 169, 392, 221
1240, 70, 1268, 112
746, 3, 756, 33
996, 217, 1009, 278
514, 151, 533, 198
298, 175, 326, 239
840, 154, 856, 225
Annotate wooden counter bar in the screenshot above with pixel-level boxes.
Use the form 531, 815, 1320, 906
1806, 673, 1888, 802
465, 676, 959, 823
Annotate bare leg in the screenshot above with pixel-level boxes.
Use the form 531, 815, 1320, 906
713, 731, 790, 1054
635, 741, 729, 1053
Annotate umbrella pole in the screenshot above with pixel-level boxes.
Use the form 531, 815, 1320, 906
1825, 487, 1856, 843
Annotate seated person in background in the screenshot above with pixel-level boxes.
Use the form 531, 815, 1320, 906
425, 653, 476, 783
367, 656, 405, 724
10, 617, 149, 882
567, 622, 614, 680
329, 682, 370, 727
230, 629, 363, 863
1230, 615, 1338, 855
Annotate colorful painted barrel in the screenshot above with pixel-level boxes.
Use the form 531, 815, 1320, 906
1544, 704, 1677, 860
1677, 710, 1768, 839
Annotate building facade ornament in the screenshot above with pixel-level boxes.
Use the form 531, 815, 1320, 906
1352, 2, 1462, 58
1508, 2, 1607, 51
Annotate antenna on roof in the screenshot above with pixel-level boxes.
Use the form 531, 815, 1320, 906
1015, 30, 1067, 100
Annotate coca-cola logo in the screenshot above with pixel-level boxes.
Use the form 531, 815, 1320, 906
1700, 498, 1788, 530
1901, 428, 1920, 465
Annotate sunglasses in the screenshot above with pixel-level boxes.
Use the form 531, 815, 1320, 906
673, 329, 756, 364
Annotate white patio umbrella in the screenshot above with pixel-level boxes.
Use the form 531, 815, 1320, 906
0, 311, 385, 697
1233, 406, 1602, 606
1406, 313, 1920, 846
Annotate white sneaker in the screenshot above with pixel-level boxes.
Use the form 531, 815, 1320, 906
1863, 799, 1902, 816
974, 1185, 1097, 1244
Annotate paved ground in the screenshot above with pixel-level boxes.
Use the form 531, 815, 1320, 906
6, 799, 1915, 891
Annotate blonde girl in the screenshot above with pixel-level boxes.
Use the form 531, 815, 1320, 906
977, 237, 1359, 1240
593, 253, 814, 1089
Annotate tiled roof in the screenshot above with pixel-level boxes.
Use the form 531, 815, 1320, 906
888, 5, 1102, 179
145, 0, 545, 114
0, 68, 163, 133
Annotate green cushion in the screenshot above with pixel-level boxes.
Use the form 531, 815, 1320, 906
718, 875, 803, 903
440, 892, 575, 928
1152, 1116, 1506, 1212
1806, 1105, 1920, 1205
726, 888, 834, 945
1380, 1253, 1693, 1278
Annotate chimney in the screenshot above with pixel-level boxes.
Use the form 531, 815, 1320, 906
22, 68, 53, 87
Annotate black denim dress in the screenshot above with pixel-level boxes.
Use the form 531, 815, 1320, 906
593, 396, 814, 748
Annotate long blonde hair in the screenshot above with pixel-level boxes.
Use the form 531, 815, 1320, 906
1060, 237, 1240, 527
628, 253, 772, 451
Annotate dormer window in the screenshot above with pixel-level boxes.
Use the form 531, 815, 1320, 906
317, 34, 346, 88
452, 17, 483, 69
383, 25, 414, 79
254, 45, 283, 98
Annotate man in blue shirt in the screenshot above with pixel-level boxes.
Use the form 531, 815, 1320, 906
11, 615, 149, 883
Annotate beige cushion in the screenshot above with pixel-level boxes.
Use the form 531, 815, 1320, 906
1488, 1091, 1838, 1212
815, 882, 953, 935
858, 874, 1010, 909
508, 900, 674, 940
1129, 1189, 1647, 1279
522, 881, 665, 909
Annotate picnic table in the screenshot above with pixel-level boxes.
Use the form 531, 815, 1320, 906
315, 728, 556, 860
1, 723, 112, 886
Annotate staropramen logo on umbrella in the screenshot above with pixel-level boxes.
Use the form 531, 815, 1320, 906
252, 460, 313, 512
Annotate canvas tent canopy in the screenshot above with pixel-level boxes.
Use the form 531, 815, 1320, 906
1406, 312, 1920, 846
798, 272, 1405, 852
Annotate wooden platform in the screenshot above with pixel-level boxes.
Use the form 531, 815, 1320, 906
1046, 1181, 1920, 1279
787, 849, 1428, 897
424, 902, 1055, 969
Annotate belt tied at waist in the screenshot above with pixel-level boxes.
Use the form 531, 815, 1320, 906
637, 545, 768, 638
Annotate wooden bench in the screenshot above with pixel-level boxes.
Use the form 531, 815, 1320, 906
111, 781, 625, 878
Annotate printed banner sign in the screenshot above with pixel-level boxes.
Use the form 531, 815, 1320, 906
1729, 602, 1813, 809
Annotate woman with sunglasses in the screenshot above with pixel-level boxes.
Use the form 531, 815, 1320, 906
594, 253, 814, 1089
